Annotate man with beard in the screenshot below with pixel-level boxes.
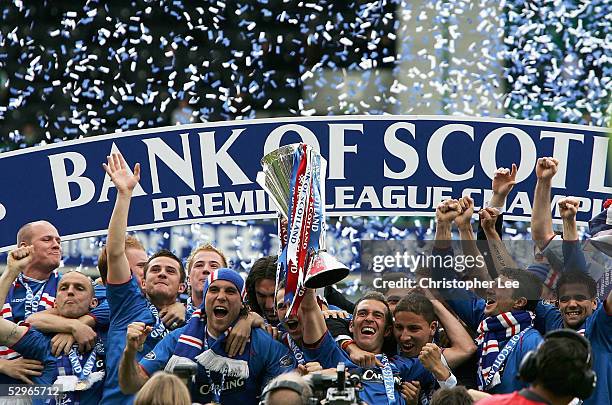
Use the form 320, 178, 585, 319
119, 268, 295, 404
300, 287, 456, 405
0, 247, 105, 404
431, 199, 543, 394
246, 256, 279, 325
530, 165, 611, 405
100, 153, 187, 405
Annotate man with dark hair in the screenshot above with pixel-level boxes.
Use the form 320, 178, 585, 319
430, 386, 474, 405
393, 292, 475, 370
432, 199, 543, 395
246, 255, 279, 325
478, 329, 596, 405
535, 271, 611, 405
300, 287, 456, 404
119, 268, 295, 404
100, 153, 187, 405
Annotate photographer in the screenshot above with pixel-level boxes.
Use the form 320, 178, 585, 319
477, 329, 596, 405
260, 371, 313, 405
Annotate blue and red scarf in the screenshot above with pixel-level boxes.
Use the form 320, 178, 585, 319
476, 310, 534, 390
165, 269, 249, 402
0, 271, 59, 360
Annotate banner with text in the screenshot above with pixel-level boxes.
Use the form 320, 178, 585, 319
0, 115, 610, 251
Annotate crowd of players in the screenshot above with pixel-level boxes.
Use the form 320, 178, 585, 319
0, 152, 609, 405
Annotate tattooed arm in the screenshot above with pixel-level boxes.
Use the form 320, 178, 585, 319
0, 247, 31, 346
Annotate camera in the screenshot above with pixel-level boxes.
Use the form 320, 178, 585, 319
306, 363, 362, 405
172, 362, 198, 386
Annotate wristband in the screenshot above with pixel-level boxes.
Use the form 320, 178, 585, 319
341, 339, 355, 351
437, 371, 457, 388
484, 201, 504, 213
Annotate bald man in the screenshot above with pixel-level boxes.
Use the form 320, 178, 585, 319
0, 221, 108, 385
0, 247, 106, 404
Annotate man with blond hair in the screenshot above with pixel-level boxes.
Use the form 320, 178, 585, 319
185, 243, 227, 318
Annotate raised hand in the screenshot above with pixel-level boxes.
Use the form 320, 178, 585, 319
492, 164, 517, 198
454, 196, 474, 228
435, 199, 463, 224
125, 322, 152, 353
6, 246, 33, 277
535, 157, 559, 181
558, 197, 579, 220
103, 153, 141, 194
419, 343, 451, 380
479, 207, 500, 235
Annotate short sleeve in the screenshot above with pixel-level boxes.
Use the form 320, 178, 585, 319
107, 277, 154, 328
585, 303, 612, 349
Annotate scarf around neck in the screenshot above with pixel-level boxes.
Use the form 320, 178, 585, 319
476, 310, 534, 390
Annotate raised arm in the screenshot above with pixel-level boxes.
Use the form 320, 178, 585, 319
454, 196, 490, 288
299, 288, 327, 345
429, 299, 476, 369
103, 153, 141, 284
0, 248, 31, 346
558, 197, 588, 273
434, 199, 462, 250
531, 157, 559, 250
489, 164, 517, 209
558, 197, 579, 242
479, 208, 519, 273
119, 322, 151, 394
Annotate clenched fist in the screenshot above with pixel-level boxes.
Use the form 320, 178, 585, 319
536, 157, 559, 181
125, 322, 152, 353
558, 197, 579, 220
436, 199, 463, 224
418, 343, 450, 380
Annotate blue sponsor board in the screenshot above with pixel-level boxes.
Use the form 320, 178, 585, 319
0, 116, 610, 252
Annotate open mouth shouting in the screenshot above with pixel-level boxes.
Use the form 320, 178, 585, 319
213, 306, 229, 319
484, 290, 497, 314
361, 326, 376, 337
285, 319, 299, 332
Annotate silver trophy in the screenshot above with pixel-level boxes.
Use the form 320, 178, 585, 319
256, 144, 349, 289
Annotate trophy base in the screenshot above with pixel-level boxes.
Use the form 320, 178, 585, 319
303, 251, 350, 289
